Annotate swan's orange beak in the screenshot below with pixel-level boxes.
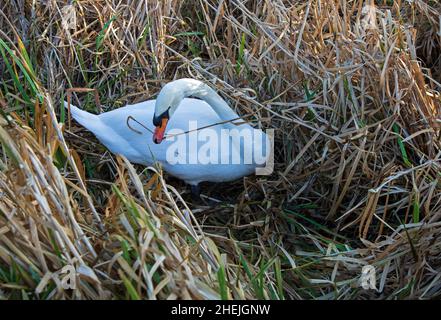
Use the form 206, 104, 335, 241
153, 118, 168, 144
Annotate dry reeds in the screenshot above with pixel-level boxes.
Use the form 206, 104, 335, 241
0, 0, 440, 299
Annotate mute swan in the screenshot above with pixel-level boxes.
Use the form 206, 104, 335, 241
67, 78, 270, 194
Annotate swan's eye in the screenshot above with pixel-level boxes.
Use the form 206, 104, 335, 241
153, 107, 170, 126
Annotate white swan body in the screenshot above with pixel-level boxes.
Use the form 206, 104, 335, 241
67, 79, 270, 186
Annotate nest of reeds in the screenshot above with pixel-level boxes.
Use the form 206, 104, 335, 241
0, 0, 440, 299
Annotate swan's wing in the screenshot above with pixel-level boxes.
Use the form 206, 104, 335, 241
96, 101, 165, 165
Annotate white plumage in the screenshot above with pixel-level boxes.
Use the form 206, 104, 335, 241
67, 79, 270, 186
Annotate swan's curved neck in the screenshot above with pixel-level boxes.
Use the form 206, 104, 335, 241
183, 82, 244, 129
174, 80, 266, 164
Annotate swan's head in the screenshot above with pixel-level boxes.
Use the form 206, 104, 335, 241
153, 78, 207, 144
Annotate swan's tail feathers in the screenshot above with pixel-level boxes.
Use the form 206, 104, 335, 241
64, 101, 101, 133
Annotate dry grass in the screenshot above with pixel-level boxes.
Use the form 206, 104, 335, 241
0, 0, 440, 299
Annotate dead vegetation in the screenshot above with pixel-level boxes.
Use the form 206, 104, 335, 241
0, 0, 440, 299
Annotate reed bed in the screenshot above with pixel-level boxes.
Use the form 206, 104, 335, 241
0, 0, 440, 299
